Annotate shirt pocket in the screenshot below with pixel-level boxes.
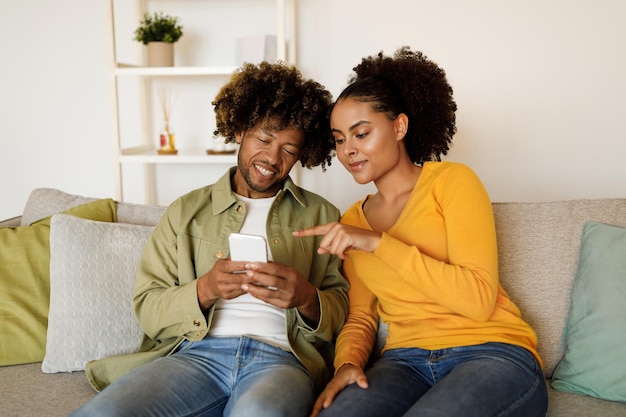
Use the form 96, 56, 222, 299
178, 233, 227, 281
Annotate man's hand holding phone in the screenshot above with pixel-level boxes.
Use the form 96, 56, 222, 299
194, 234, 267, 311
195, 257, 250, 312
197, 233, 319, 323
228, 233, 278, 290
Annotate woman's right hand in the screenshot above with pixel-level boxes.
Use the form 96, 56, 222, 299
310, 363, 369, 417
293, 222, 381, 260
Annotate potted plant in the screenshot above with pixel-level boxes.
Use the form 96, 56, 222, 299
134, 12, 183, 67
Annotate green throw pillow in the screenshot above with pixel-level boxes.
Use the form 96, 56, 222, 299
551, 221, 626, 402
0, 199, 117, 366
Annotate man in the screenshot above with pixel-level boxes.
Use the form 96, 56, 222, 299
72, 62, 349, 417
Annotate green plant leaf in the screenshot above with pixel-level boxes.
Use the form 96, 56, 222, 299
133, 12, 183, 44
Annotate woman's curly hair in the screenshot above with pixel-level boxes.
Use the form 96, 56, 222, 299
336, 46, 457, 164
213, 61, 334, 170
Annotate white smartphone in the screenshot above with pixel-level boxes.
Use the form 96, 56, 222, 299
228, 233, 276, 289
228, 233, 268, 263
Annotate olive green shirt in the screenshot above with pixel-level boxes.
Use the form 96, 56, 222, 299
86, 168, 349, 391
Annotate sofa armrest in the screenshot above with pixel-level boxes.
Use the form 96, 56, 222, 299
0, 216, 22, 228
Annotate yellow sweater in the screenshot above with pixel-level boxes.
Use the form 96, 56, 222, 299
334, 161, 541, 371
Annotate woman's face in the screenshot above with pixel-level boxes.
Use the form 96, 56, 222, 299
331, 98, 405, 185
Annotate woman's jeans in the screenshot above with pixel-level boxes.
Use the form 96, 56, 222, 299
319, 342, 548, 417
70, 336, 315, 417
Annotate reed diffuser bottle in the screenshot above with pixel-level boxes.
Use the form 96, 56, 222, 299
157, 86, 179, 155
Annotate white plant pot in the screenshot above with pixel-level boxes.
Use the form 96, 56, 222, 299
147, 42, 174, 67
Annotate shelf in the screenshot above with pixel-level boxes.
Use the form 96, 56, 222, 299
115, 65, 238, 77
108, 0, 297, 204
119, 147, 238, 164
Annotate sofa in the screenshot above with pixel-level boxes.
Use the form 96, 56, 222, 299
1, 188, 626, 416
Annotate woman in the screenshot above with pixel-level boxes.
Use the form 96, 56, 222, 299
294, 47, 547, 417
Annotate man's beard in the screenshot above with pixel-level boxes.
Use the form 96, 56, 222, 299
238, 154, 277, 194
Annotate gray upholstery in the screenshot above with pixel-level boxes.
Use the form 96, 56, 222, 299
1, 191, 625, 416
492, 199, 626, 378
18, 187, 166, 227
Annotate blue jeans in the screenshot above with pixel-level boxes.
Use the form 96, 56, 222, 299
319, 343, 547, 417
70, 336, 315, 417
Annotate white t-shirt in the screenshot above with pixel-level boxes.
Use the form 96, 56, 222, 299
208, 194, 290, 351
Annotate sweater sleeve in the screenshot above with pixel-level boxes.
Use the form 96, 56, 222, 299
332, 255, 379, 370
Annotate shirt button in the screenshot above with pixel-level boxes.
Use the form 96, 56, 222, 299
216, 250, 223, 258
193, 320, 201, 327
236, 205, 242, 212
273, 238, 280, 244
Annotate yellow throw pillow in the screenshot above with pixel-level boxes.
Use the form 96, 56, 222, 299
0, 199, 117, 366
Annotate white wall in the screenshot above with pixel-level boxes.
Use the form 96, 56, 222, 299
1, 0, 114, 220
297, 0, 626, 211
1, 0, 625, 221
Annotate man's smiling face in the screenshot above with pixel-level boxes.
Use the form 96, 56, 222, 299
231, 124, 304, 198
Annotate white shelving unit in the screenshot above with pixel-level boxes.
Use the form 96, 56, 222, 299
106, 0, 298, 204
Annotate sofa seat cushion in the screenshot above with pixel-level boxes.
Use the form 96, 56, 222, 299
0, 363, 95, 416
547, 383, 626, 416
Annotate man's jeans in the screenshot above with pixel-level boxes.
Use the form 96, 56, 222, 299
319, 342, 548, 417
70, 336, 315, 417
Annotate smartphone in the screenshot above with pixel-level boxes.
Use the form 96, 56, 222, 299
228, 233, 276, 289
228, 233, 268, 263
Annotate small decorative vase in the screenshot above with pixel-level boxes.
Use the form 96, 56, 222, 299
147, 42, 174, 67
157, 123, 178, 155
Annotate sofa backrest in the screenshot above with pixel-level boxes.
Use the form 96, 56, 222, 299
116, 202, 166, 226
19, 188, 166, 227
492, 198, 626, 377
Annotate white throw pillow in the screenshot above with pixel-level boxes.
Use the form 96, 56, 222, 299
42, 214, 154, 373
